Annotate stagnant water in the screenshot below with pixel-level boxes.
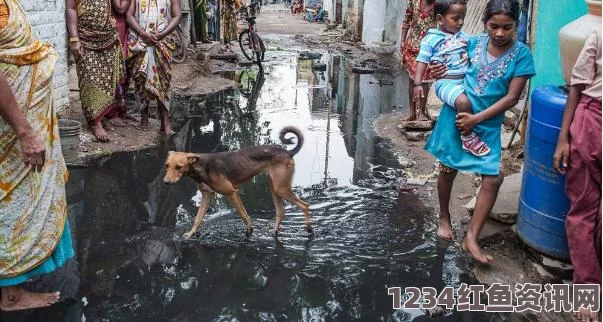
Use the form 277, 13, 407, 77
1, 52, 495, 321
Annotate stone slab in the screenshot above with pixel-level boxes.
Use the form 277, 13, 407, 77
398, 120, 434, 131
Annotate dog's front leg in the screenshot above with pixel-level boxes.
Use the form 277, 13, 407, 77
183, 190, 216, 238
225, 192, 254, 236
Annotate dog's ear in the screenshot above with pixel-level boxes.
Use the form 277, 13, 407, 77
187, 154, 199, 164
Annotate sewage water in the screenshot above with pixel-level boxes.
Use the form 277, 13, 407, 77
4, 52, 494, 322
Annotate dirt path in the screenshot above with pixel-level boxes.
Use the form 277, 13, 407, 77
255, 4, 324, 36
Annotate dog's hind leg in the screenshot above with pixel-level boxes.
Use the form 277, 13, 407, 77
270, 164, 312, 234
270, 190, 285, 236
183, 190, 215, 238
282, 193, 312, 234
225, 192, 254, 236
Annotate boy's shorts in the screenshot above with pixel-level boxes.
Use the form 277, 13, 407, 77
434, 78, 464, 109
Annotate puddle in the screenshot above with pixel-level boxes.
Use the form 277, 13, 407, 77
12, 51, 496, 321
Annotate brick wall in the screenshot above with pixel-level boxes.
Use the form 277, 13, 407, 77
21, 0, 70, 113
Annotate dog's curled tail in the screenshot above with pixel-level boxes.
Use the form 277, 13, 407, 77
279, 126, 304, 156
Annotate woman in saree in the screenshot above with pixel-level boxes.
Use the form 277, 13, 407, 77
0, 0, 75, 310
66, 0, 127, 142
126, 0, 182, 134
220, 0, 242, 50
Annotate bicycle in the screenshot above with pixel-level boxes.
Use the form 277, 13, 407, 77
172, 25, 187, 63
238, 5, 265, 64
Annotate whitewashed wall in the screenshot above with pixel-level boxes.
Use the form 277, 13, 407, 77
21, 0, 70, 113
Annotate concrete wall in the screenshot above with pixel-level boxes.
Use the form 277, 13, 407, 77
21, 0, 70, 113
360, 0, 406, 52
344, 0, 364, 40
531, 0, 587, 91
385, 0, 406, 46
361, 0, 386, 45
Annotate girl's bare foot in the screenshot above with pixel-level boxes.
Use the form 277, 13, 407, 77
437, 216, 456, 241
461, 234, 493, 264
0, 287, 60, 311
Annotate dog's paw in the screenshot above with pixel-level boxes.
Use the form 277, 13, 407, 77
182, 231, 195, 239
306, 226, 314, 235
245, 227, 254, 237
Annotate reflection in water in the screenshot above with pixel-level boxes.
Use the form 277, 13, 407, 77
36, 52, 496, 321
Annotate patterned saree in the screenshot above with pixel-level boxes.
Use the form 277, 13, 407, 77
0, 0, 74, 284
127, 0, 176, 110
76, 0, 124, 124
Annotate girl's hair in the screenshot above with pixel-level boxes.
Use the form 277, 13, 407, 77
434, 0, 467, 17
482, 0, 521, 23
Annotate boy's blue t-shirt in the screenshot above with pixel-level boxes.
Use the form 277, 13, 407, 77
416, 29, 469, 77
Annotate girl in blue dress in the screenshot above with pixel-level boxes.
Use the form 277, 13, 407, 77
424, 0, 535, 263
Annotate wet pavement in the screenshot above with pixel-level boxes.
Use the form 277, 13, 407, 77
2, 52, 496, 321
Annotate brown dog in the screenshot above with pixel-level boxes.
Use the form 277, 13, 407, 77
163, 126, 312, 238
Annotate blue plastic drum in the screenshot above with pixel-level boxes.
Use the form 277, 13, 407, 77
516, 85, 570, 260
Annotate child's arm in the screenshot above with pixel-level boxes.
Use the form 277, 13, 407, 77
455, 76, 529, 131
553, 84, 584, 174
553, 29, 599, 173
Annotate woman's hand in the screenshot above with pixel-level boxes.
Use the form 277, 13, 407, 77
18, 132, 46, 172
140, 31, 158, 45
553, 139, 570, 174
150, 31, 165, 42
429, 62, 447, 79
455, 112, 478, 133
412, 85, 424, 102
70, 41, 82, 61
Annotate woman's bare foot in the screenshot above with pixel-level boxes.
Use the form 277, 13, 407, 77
91, 123, 110, 142
574, 307, 600, 322
136, 109, 149, 131
437, 215, 456, 241
100, 119, 115, 131
0, 287, 60, 311
416, 109, 432, 121
135, 122, 149, 131
402, 112, 417, 122
461, 234, 493, 264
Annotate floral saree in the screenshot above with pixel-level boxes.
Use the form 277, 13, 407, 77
127, 0, 176, 110
0, 0, 73, 282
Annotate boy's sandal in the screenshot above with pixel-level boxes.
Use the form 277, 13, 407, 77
461, 133, 491, 157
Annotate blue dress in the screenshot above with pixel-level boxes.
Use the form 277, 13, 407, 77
425, 34, 536, 175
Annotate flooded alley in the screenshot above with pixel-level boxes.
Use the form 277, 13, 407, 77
0, 48, 503, 322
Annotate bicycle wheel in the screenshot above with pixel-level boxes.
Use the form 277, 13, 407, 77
238, 30, 254, 61
254, 35, 265, 63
